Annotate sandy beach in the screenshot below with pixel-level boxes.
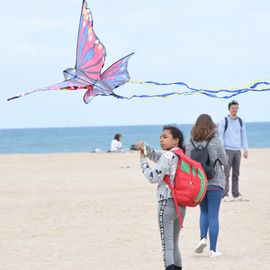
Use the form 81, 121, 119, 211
0, 149, 269, 270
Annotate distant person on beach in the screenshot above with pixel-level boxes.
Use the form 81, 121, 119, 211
219, 100, 248, 201
136, 126, 186, 270
186, 114, 227, 257
110, 134, 122, 152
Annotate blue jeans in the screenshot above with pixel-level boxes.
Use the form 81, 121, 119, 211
199, 185, 223, 251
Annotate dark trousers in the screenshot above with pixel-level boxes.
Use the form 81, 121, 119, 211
223, 150, 241, 198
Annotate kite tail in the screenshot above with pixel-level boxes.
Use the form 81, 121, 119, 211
7, 95, 21, 101
7, 89, 45, 101
130, 79, 270, 92
128, 79, 270, 99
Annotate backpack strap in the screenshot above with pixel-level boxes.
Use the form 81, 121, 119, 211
190, 138, 196, 149
205, 136, 213, 148
238, 117, 243, 128
224, 117, 228, 133
191, 137, 212, 150
205, 137, 219, 166
164, 175, 183, 228
163, 149, 184, 228
214, 158, 222, 166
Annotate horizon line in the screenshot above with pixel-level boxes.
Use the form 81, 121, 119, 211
1, 121, 270, 130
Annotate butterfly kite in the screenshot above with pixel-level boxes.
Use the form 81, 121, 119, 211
8, 0, 134, 104
8, 0, 270, 102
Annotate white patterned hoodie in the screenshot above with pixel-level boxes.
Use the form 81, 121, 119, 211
140, 144, 180, 202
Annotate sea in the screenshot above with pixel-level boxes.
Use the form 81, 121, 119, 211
0, 122, 270, 154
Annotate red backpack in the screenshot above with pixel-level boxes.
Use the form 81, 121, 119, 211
163, 149, 207, 228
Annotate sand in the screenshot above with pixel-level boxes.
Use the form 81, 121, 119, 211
0, 149, 269, 270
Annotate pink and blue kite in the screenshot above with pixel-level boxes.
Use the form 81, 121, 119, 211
7, 0, 270, 102
8, 0, 134, 104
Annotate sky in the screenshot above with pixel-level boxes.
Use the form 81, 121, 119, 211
1, 0, 270, 128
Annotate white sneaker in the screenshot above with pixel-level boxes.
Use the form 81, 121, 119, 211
233, 194, 249, 201
209, 250, 222, 257
223, 195, 231, 202
195, 238, 207, 253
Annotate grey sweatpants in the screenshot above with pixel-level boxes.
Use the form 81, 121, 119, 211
224, 149, 241, 197
158, 199, 186, 269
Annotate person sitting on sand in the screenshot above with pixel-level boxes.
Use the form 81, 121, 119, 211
110, 134, 122, 152
136, 126, 186, 270
219, 100, 248, 201
185, 114, 228, 257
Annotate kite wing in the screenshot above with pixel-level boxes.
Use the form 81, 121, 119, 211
83, 53, 134, 103
8, 0, 106, 102
7, 77, 90, 101
75, 0, 106, 83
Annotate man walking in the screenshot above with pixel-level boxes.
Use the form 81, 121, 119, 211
219, 100, 248, 201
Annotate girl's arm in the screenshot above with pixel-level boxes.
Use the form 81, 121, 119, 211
216, 137, 228, 166
140, 153, 170, 184
145, 144, 162, 163
136, 141, 162, 163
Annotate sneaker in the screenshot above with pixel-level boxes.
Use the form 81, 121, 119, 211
233, 194, 249, 201
223, 195, 231, 202
195, 238, 207, 253
209, 250, 222, 257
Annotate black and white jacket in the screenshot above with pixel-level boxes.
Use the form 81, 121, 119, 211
140, 144, 180, 202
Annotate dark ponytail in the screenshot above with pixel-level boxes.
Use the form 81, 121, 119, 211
163, 125, 186, 153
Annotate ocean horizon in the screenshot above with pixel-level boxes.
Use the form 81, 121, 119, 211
1, 122, 270, 154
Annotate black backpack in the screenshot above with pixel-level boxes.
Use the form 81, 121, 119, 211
190, 138, 216, 180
